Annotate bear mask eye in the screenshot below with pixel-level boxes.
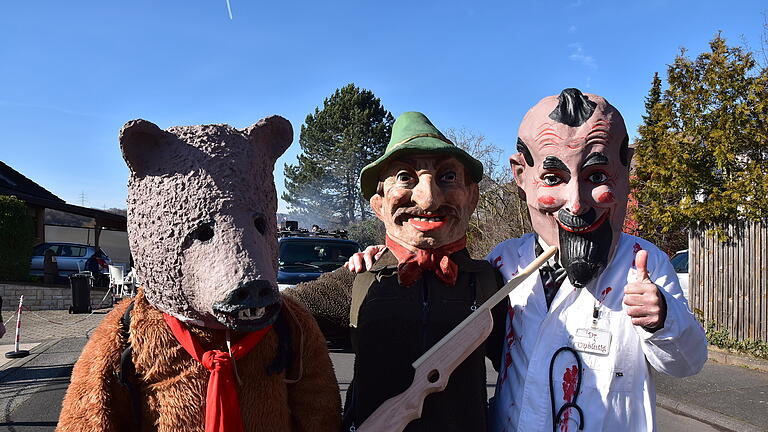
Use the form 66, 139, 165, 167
182, 222, 215, 251
191, 223, 215, 243
254, 213, 267, 235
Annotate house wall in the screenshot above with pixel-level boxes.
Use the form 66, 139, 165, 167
31, 205, 45, 245
0, 282, 108, 311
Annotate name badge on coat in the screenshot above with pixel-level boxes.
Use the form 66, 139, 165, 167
572, 328, 612, 355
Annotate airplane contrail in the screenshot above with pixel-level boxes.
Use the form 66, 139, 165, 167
226, 0, 233, 19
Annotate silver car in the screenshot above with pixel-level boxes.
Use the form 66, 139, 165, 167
30, 242, 112, 280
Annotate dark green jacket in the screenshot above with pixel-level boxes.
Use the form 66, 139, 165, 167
343, 249, 507, 432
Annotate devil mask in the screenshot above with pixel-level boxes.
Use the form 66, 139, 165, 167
511, 88, 630, 288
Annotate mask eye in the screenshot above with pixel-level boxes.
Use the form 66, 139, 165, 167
182, 222, 215, 250
588, 172, 609, 184
396, 172, 413, 183
254, 213, 267, 235
440, 171, 457, 182
182, 222, 214, 249
542, 174, 564, 186
192, 224, 214, 242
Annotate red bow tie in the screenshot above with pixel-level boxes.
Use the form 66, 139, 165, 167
385, 235, 467, 286
164, 314, 272, 432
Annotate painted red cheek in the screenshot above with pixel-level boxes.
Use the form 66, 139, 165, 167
597, 191, 614, 203
538, 195, 556, 206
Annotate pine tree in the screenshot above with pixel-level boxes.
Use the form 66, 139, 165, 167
642, 72, 662, 127
283, 84, 394, 226
632, 34, 768, 247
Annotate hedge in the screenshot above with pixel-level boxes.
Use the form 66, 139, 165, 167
0, 195, 34, 281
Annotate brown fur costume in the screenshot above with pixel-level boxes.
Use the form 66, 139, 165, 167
57, 117, 341, 431
57, 289, 340, 431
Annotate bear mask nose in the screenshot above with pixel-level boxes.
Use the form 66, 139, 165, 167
212, 280, 278, 314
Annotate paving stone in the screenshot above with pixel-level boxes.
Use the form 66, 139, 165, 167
2, 308, 110, 344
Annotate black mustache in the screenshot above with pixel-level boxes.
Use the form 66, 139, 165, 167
557, 208, 597, 229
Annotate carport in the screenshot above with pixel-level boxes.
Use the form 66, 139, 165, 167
0, 160, 127, 250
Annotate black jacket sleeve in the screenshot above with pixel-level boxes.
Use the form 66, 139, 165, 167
485, 268, 508, 373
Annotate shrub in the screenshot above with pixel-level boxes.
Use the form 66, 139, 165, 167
703, 320, 768, 360
0, 196, 34, 281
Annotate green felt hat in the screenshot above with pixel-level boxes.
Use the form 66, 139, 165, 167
359, 111, 483, 199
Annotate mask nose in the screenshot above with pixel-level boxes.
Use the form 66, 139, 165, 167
564, 181, 590, 216
214, 280, 278, 312
411, 174, 442, 212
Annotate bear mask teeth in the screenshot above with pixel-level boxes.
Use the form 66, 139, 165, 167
237, 307, 265, 321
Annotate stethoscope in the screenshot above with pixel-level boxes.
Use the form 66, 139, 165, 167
548, 346, 585, 431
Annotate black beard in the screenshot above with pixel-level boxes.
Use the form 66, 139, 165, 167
558, 214, 612, 288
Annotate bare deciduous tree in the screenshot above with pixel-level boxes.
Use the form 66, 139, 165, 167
445, 128, 531, 258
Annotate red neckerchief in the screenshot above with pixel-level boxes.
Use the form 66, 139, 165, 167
163, 314, 272, 432
385, 235, 467, 286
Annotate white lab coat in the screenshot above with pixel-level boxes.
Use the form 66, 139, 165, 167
487, 233, 707, 432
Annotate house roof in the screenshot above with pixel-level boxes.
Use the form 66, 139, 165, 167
0, 160, 64, 203
0, 160, 126, 231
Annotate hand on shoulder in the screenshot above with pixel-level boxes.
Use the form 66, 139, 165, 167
344, 245, 386, 273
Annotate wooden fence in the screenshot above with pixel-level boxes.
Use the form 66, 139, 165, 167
689, 221, 768, 343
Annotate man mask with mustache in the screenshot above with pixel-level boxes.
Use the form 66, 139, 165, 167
286, 111, 508, 431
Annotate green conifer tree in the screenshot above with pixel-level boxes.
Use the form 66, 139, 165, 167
633, 34, 768, 247
283, 84, 394, 226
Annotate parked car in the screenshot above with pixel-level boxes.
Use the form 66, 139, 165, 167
670, 249, 689, 300
277, 235, 360, 348
277, 236, 361, 290
30, 242, 112, 286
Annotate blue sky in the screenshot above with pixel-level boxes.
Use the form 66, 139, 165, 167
1, 0, 764, 213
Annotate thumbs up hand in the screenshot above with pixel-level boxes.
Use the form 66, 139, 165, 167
623, 250, 668, 331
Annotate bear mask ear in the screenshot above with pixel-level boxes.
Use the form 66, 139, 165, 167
120, 119, 165, 177
245, 115, 293, 161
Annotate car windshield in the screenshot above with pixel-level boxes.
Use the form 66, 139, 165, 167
671, 251, 688, 273
279, 241, 359, 272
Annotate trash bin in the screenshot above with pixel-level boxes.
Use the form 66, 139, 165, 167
69, 272, 93, 314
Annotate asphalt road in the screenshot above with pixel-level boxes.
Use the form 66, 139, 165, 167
2, 378, 66, 431
0, 344, 728, 432
654, 362, 768, 431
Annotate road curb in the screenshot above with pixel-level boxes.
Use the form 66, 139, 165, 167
708, 346, 768, 373
657, 394, 764, 432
